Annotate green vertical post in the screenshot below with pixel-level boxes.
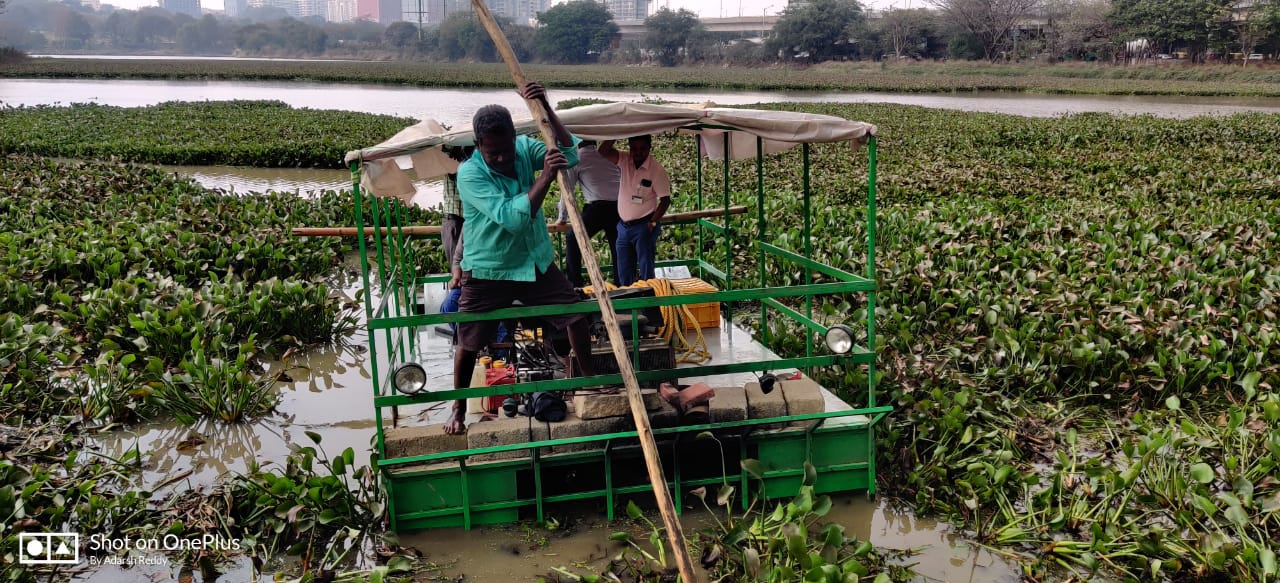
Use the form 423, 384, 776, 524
696, 136, 704, 281
534, 450, 544, 524
604, 442, 615, 521
351, 164, 380, 401
803, 144, 813, 368
722, 132, 733, 324
377, 198, 397, 393
370, 197, 388, 294
396, 202, 416, 358
460, 460, 472, 530
390, 200, 407, 365
756, 137, 767, 345
866, 137, 877, 410
865, 136, 879, 498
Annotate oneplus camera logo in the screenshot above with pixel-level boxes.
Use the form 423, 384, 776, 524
18, 533, 80, 565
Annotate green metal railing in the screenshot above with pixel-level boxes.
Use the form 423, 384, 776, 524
352, 131, 882, 529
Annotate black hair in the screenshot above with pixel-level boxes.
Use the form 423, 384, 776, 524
473, 105, 515, 142
628, 134, 652, 145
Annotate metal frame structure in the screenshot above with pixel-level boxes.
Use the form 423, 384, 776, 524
349, 123, 884, 531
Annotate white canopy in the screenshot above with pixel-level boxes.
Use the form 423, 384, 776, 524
346, 101, 877, 200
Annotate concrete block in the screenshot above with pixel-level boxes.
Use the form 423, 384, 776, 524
467, 416, 533, 461
573, 392, 632, 419
781, 376, 825, 417
745, 381, 788, 420
648, 398, 681, 429
709, 386, 747, 423
549, 414, 632, 453
641, 388, 665, 411
384, 424, 467, 460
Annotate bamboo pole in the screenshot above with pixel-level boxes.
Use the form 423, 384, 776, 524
292, 205, 748, 238
469, 2, 698, 580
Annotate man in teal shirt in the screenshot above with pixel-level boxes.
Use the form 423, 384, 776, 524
445, 81, 596, 435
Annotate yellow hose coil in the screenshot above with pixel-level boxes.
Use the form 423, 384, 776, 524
582, 278, 712, 364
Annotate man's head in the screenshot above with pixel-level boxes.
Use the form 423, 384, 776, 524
628, 135, 652, 166
473, 105, 517, 177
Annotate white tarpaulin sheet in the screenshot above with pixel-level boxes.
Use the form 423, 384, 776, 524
345, 102, 877, 198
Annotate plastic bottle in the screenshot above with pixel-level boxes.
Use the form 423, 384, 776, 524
466, 361, 488, 414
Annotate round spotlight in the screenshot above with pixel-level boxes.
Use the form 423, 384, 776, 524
758, 372, 778, 395
824, 325, 854, 355
392, 362, 428, 395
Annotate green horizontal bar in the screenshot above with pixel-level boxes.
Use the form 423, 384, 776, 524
697, 262, 727, 284
761, 462, 870, 478
543, 489, 611, 504
374, 352, 871, 407
393, 460, 874, 522
414, 274, 451, 285
762, 297, 828, 336
396, 498, 527, 521
698, 219, 726, 234
759, 243, 875, 288
377, 406, 890, 468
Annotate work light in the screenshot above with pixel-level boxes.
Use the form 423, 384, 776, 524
392, 362, 428, 395
824, 325, 854, 354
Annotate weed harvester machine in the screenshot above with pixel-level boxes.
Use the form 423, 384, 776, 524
338, 97, 888, 562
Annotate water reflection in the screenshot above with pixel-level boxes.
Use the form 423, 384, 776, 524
163, 164, 445, 210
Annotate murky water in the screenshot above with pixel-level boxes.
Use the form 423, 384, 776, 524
75, 496, 1017, 582
164, 163, 445, 209
7, 77, 1280, 122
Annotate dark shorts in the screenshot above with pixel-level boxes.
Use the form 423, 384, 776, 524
456, 263, 585, 352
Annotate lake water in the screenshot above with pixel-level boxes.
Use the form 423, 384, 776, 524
7, 77, 1280, 125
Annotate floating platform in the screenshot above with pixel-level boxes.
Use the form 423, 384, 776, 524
374, 289, 882, 531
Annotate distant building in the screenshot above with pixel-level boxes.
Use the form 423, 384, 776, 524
297, 0, 326, 18
249, 0, 301, 16
328, 0, 357, 21
401, 0, 438, 26
224, 0, 249, 17
356, 0, 401, 24
601, 0, 647, 20
162, 0, 201, 17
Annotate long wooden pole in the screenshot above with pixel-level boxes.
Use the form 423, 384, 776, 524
291, 205, 747, 238
468, 2, 698, 580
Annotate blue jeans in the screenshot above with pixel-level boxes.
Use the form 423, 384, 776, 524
616, 220, 660, 286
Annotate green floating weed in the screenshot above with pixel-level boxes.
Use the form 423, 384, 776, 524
152, 336, 279, 423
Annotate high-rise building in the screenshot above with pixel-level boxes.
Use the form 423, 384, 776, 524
356, 0, 400, 23
601, 0, 647, 20
249, 0, 300, 16
328, 0, 357, 21
296, 0, 325, 18
224, 0, 249, 17
161, 0, 201, 17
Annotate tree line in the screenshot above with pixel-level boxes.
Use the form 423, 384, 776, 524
1, 0, 1277, 63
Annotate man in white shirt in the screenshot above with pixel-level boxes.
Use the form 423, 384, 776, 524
599, 135, 672, 286
557, 140, 622, 287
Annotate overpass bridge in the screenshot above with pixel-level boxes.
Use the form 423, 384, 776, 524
616, 14, 783, 45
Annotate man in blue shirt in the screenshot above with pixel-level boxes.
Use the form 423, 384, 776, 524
445, 81, 596, 435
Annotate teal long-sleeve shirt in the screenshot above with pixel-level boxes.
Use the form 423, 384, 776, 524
456, 134, 580, 282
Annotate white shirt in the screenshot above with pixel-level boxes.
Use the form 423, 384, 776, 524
557, 145, 620, 222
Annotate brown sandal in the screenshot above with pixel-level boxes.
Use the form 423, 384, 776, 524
659, 382, 715, 424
